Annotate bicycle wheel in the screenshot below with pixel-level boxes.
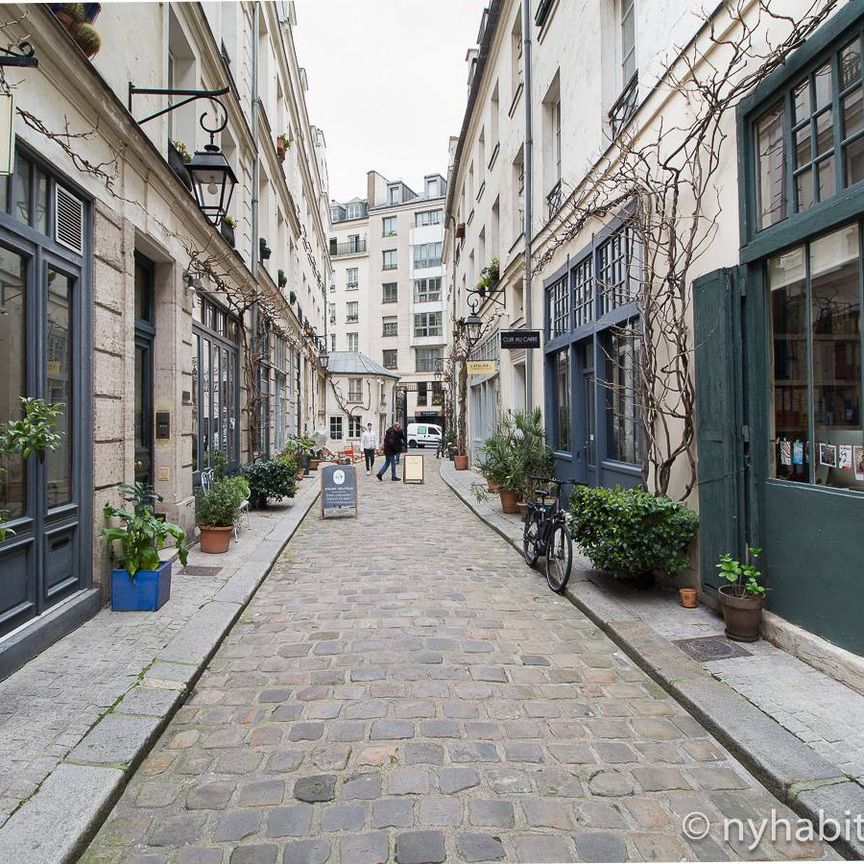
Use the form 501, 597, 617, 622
545, 522, 573, 593
523, 510, 541, 567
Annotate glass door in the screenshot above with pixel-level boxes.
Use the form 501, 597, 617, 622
133, 255, 155, 487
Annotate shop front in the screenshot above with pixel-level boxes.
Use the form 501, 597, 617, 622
695, 4, 864, 654
544, 219, 644, 491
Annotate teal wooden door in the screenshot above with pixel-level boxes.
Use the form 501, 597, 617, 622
693, 268, 745, 592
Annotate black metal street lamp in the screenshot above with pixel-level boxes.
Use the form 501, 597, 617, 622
464, 311, 483, 344
318, 347, 330, 369
188, 143, 237, 226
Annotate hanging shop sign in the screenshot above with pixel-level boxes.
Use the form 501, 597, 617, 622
467, 360, 497, 375
0, 95, 14, 175
500, 329, 541, 349
321, 463, 357, 518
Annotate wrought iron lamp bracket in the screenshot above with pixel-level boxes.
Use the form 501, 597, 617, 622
128, 84, 230, 143
0, 41, 37, 68
465, 283, 505, 309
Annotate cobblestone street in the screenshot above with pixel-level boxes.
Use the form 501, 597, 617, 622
82, 456, 834, 863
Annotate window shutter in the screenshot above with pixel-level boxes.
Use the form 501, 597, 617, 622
55, 185, 85, 254
694, 267, 745, 592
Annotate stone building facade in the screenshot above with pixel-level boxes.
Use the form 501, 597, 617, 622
0, 1, 330, 675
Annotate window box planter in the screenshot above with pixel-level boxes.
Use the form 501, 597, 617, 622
220, 219, 236, 247
111, 560, 172, 611
168, 141, 193, 191
199, 525, 233, 554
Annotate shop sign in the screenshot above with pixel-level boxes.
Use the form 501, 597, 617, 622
402, 453, 424, 484
0, 95, 13, 175
467, 360, 497, 375
500, 329, 541, 349
321, 463, 357, 518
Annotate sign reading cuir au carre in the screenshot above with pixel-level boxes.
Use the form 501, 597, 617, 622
321, 464, 358, 519
500, 329, 541, 349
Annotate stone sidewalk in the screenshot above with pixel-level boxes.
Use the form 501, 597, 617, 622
441, 459, 864, 859
79, 453, 838, 863
0, 475, 321, 864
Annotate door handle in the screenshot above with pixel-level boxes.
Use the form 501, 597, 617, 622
135, 460, 143, 469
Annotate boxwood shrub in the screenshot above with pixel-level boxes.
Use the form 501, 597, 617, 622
569, 485, 698, 578
242, 455, 297, 508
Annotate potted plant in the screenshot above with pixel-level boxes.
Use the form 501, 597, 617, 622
221, 215, 237, 247
289, 290, 296, 304
196, 477, 240, 554
53, 3, 85, 32
260, 237, 272, 260
278, 269, 288, 289
717, 547, 767, 642
242, 455, 298, 508
74, 21, 101, 57
276, 133, 292, 162
168, 140, 193, 190
102, 483, 188, 611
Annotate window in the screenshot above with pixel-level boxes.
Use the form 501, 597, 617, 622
414, 311, 443, 337
621, 0, 636, 82
554, 98, 562, 183
598, 225, 640, 314
349, 416, 363, 438
256, 318, 272, 456
346, 267, 359, 289
348, 378, 363, 403
753, 34, 864, 231
415, 210, 443, 227
490, 82, 500, 151
328, 302, 336, 323
548, 275, 570, 338
383, 349, 398, 369
388, 184, 401, 205
274, 337, 288, 452
330, 333, 336, 352
330, 416, 343, 439
417, 382, 428, 406
383, 249, 398, 270
382, 216, 397, 236
346, 301, 359, 323
382, 282, 398, 303
608, 328, 643, 464
555, 348, 570, 451
382, 316, 398, 337
416, 346, 443, 373
346, 201, 367, 220
513, 148, 525, 240
573, 255, 594, 327
413, 242, 442, 269
769, 223, 863, 491
347, 332, 358, 351
414, 277, 442, 303
511, 12, 523, 102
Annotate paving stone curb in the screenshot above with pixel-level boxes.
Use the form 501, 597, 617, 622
0, 480, 321, 864
440, 461, 864, 860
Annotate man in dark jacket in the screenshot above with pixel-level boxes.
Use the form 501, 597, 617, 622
376, 421, 406, 481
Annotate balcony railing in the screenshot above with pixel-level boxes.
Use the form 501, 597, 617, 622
331, 240, 367, 256
609, 73, 639, 138
346, 281, 359, 290
346, 314, 359, 323
413, 257, 442, 270
546, 179, 563, 220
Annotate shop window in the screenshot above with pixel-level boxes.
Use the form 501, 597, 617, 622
598, 225, 639, 314
768, 222, 863, 491
555, 348, 570, 451
548, 274, 570, 338
573, 255, 593, 327
607, 327, 644, 465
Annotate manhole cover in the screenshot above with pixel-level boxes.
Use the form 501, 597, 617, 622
672, 636, 752, 662
179, 565, 222, 577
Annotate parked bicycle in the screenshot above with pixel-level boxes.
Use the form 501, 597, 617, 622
522, 477, 573, 593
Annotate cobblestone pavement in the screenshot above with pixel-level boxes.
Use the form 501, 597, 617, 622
82, 455, 834, 863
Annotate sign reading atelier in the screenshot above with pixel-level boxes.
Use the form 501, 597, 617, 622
500, 329, 541, 349
467, 360, 497, 375
321, 463, 358, 519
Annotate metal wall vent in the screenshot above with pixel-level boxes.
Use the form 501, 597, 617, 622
55, 185, 84, 255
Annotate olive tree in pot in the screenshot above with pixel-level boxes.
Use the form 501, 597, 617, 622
103, 483, 188, 611
716, 547, 767, 642
196, 477, 243, 553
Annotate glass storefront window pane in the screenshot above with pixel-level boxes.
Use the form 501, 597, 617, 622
842, 89, 863, 139
46, 271, 72, 507
796, 168, 814, 210
555, 348, 569, 451
34, 169, 48, 236
13, 155, 30, 226
818, 156, 836, 201
815, 61, 833, 110
844, 136, 864, 187
794, 80, 811, 123
0, 249, 25, 519
810, 225, 863, 491
608, 328, 643, 465
755, 103, 787, 229
840, 39, 862, 89
816, 110, 834, 157
192, 333, 199, 470
769, 245, 809, 483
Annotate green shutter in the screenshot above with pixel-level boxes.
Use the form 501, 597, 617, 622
693, 268, 745, 592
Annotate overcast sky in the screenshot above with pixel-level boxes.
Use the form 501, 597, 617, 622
292, 0, 487, 203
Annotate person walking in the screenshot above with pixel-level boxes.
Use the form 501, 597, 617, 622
360, 422, 377, 475
376, 421, 406, 482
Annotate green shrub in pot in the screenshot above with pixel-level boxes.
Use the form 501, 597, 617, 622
196, 478, 240, 528
242, 455, 297, 508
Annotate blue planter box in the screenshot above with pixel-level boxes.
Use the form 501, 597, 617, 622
111, 560, 173, 611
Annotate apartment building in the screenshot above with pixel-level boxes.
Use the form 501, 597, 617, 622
446, 0, 864, 658
0, 2, 330, 676
328, 171, 447, 445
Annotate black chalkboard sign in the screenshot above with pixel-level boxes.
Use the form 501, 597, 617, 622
320, 464, 358, 518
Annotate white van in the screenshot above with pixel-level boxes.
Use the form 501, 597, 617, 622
406, 423, 443, 449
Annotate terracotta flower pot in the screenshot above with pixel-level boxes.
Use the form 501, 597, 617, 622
516, 501, 529, 517
678, 587, 698, 608
295, 468, 304, 481
199, 525, 232, 554
499, 489, 520, 514
454, 454, 469, 470
718, 585, 764, 642
487, 481, 501, 494
309, 459, 320, 471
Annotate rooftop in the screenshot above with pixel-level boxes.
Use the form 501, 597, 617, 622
326, 351, 401, 379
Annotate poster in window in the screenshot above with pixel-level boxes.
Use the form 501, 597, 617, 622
818, 442, 837, 468
793, 440, 805, 465
779, 439, 792, 466
854, 445, 864, 482
838, 445, 853, 472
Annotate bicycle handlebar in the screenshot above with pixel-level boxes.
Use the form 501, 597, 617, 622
529, 476, 573, 487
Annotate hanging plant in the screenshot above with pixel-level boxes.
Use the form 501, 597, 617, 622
74, 21, 101, 57
171, 140, 192, 164
289, 290, 296, 304
278, 269, 288, 288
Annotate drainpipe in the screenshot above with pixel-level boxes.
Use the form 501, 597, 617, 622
522, 0, 534, 410
251, 3, 260, 280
